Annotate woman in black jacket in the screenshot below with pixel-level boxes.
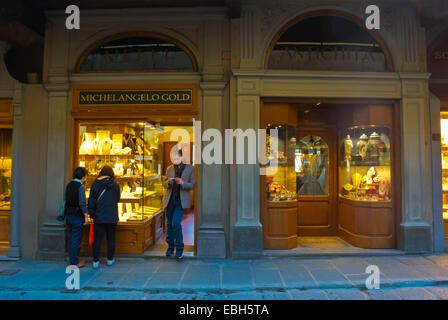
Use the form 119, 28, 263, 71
88, 165, 120, 269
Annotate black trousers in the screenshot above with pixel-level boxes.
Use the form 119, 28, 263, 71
92, 223, 117, 262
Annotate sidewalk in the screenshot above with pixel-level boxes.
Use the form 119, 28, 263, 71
2, 254, 448, 300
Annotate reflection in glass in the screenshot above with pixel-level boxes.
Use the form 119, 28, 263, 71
296, 135, 329, 195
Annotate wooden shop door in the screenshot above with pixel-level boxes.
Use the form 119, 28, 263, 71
296, 127, 337, 236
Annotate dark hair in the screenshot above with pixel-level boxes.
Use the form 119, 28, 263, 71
178, 149, 182, 157
98, 165, 115, 179
73, 167, 87, 180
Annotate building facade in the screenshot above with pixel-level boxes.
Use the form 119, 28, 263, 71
0, 0, 445, 260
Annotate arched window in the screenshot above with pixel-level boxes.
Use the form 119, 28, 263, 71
76, 32, 197, 72
266, 14, 393, 72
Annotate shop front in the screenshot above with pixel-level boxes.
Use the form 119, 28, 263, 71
428, 29, 448, 245
260, 100, 399, 249
25, 3, 441, 260
70, 83, 198, 255
231, 8, 435, 256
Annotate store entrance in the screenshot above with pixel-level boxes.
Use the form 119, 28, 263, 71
75, 122, 196, 257
261, 100, 398, 250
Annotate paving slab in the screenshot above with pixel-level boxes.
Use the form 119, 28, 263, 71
222, 264, 253, 289
252, 269, 283, 288
287, 289, 328, 300
145, 271, 183, 289
324, 289, 368, 300
422, 286, 448, 299
330, 257, 370, 275
364, 289, 401, 300
278, 266, 317, 288
179, 265, 221, 289
392, 287, 439, 300
259, 290, 292, 300
307, 268, 351, 286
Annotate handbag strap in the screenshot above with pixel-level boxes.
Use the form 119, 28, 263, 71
97, 188, 107, 202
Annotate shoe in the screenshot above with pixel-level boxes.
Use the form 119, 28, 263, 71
107, 259, 115, 266
92, 260, 100, 269
165, 249, 174, 257
175, 250, 184, 260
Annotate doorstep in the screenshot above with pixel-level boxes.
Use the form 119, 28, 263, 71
262, 237, 406, 259
262, 247, 405, 259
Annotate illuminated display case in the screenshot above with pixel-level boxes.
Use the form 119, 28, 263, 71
441, 112, 448, 221
76, 121, 166, 254
339, 125, 391, 202
0, 129, 12, 210
265, 124, 296, 201
78, 122, 164, 222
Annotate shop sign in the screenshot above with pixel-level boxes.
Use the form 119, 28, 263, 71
78, 89, 192, 105
268, 45, 387, 72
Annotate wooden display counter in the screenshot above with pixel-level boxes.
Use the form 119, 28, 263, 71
80, 210, 165, 255
444, 220, 448, 238
0, 208, 10, 255
263, 200, 298, 249
338, 196, 394, 248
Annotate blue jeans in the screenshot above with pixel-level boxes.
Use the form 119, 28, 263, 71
166, 199, 184, 252
65, 215, 84, 265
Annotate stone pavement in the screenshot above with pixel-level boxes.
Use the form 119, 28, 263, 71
2, 254, 448, 300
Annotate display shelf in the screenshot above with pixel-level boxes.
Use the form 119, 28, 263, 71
76, 122, 164, 224
79, 154, 140, 160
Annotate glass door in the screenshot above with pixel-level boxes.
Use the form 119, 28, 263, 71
296, 128, 337, 236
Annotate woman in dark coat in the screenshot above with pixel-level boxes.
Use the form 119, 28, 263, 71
88, 165, 120, 268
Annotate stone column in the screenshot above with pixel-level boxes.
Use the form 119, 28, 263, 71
231, 5, 263, 257
429, 92, 444, 252
7, 86, 23, 259
37, 79, 69, 260
232, 93, 262, 258
196, 82, 227, 258
399, 73, 433, 252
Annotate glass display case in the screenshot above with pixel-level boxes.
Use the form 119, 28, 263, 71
265, 124, 296, 201
339, 125, 391, 202
441, 112, 448, 220
77, 122, 164, 222
0, 129, 12, 210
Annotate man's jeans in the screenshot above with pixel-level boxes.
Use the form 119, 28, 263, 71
166, 199, 184, 252
65, 215, 84, 265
